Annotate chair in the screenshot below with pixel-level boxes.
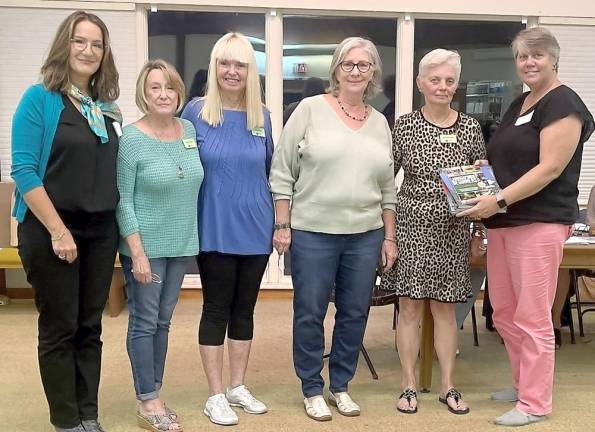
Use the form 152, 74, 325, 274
568, 270, 595, 342
324, 277, 398, 380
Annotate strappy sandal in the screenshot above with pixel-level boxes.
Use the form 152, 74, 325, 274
439, 388, 470, 415
396, 388, 418, 414
136, 410, 183, 431
163, 403, 179, 421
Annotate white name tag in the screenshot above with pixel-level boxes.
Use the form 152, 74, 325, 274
515, 111, 534, 126
112, 121, 123, 137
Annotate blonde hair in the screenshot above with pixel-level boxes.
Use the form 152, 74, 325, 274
418, 49, 461, 83
135, 59, 185, 114
328, 37, 382, 100
202, 32, 264, 130
41, 10, 119, 102
512, 27, 560, 71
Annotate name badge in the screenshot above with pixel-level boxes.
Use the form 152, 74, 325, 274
515, 111, 534, 126
182, 138, 197, 149
112, 121, 122, 138
251, 127, 266, 137
439, 134, 457, 144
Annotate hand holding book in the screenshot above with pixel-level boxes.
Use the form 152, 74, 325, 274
439, 162, 506, 217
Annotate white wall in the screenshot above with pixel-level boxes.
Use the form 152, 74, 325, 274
546, 24, 595, 203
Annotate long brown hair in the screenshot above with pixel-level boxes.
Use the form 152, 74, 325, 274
40, 10, 119, 101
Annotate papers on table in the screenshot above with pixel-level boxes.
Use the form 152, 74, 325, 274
565, 236, 595, 245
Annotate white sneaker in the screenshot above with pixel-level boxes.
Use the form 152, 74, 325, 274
304, 395, 332, 421
328, 391, 360, 416
226, 385, 268, 414
203, 393, 239, 426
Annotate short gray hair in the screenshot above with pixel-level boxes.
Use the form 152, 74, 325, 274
418, 49, 461, 83
512, 27, 560, 71
328, 37, 382, 99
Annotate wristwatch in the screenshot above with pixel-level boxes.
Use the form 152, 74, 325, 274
495, 192, 508, 210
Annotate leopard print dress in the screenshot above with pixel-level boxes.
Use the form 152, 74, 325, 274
379, 110, 486, 302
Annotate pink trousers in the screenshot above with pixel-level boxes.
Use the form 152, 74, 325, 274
487, 223, 570, 415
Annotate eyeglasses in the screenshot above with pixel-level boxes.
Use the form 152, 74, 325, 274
70, 37, 105, 53
131, 270, 163, 284
339, 61, 373, 73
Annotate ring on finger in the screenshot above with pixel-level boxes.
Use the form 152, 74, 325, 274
58, 254, 66, 260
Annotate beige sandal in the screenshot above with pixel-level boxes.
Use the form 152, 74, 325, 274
136, 410, 183, 431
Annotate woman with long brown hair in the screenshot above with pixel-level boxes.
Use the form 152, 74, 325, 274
11, 11, 121, 432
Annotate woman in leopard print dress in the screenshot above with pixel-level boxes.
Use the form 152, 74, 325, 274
380, 49, 485, 415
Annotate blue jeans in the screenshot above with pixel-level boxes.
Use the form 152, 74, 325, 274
121, 255, 189, 401
291, 228, 384, 397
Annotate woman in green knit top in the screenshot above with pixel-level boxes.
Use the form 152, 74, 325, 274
116, 60, 203, 432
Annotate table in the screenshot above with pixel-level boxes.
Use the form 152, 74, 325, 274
418, 244, 595, 392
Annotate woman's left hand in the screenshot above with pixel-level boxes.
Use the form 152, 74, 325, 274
456, 194, 500, 219
380, 239, 398, 273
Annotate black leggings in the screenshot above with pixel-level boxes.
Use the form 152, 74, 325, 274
197, 252, 269, 345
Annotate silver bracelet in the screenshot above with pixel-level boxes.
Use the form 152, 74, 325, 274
384, 237, 397, 243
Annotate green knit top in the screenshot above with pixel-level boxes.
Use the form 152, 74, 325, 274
116, 118, 203, 258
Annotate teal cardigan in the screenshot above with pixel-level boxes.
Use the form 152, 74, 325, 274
11, 84, 64, 222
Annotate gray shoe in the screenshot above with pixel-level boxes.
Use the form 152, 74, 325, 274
491, 387, 519, 402
494, 408, 546, 426
54, 425, 86, 432
81, 420, 106, 432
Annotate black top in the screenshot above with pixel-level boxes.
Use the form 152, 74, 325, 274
44, 94, 119, 213
485, 85, 594, 228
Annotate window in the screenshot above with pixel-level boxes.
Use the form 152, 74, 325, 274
414, 20, 524, 141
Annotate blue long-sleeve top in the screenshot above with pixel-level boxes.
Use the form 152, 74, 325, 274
11, 84, 65, 222
181, 98, 274, 255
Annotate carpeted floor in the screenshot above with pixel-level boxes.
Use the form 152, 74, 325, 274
1, 293, 594, 432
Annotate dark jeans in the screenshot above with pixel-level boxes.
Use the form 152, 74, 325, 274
18, 211, 118, 429
291, 228, 384, 397
197, 252, 269, 346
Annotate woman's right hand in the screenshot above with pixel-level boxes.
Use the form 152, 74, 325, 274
132, 254, 152, 284
273, 228, 291, 255
51, 228, 78, 263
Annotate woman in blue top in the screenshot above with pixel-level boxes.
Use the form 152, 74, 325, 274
11, 11, 120, 432
181, 32, 273, 427
117, 60, 203, 432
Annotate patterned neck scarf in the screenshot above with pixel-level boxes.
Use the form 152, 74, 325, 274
67, 84, 123, 144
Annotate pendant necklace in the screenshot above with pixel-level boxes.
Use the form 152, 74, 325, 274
337, 98, 369, 122
148, 120, 185, 179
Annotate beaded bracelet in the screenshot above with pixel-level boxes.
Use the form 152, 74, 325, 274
274, 223, 291, 230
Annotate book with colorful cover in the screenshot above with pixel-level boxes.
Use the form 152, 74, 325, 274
439, 164, 505, 214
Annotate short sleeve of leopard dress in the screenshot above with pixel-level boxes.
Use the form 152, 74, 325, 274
379, 110, 486, 303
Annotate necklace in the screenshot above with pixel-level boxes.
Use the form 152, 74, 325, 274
146, 119, 185, 179
337, 98, 369, 122
422, 107, 453, 127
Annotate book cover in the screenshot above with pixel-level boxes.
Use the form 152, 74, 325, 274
439, 165, 505, 214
